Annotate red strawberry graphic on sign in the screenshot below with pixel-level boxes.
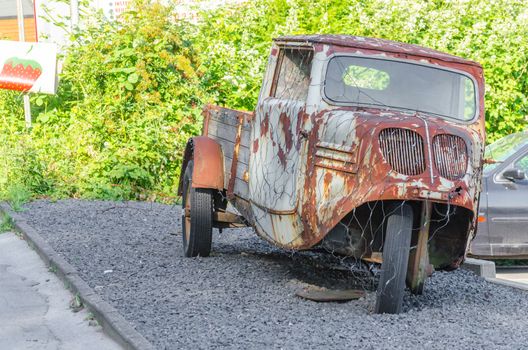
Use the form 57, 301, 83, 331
0, 57, 43, 92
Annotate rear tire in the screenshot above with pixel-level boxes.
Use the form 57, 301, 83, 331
181, 161, 213, 257
375, 203, 413, 314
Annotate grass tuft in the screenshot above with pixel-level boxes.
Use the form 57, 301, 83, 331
6, 183, 31, 212
0, 213, 14, 233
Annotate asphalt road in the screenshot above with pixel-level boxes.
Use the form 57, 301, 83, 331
13, 200, 528, 350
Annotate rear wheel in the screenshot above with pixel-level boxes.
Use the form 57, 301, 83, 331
181, 161, 213, 257
375, 203, 413, 314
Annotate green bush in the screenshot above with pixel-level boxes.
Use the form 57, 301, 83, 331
1, 0, 527, 202
1, 1, 207, 201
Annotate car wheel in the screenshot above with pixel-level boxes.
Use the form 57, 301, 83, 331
181, 161, 213, 257
375, 203, 413, 314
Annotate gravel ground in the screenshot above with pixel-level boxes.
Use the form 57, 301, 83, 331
15, 199, 528, 350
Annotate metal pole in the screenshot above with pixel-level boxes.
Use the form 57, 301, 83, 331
71, 0, 79, 28
16, 0, 32, 128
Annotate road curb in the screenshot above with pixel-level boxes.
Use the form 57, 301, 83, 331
0, 202, 155, 350
463, 258, 528, 291
485, 277, 528, 291
462, 257, 496, 278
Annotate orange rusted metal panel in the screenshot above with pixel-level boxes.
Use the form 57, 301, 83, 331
190, 136, 224, 190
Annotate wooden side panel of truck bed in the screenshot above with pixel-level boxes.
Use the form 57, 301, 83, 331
202, 105, 253, 199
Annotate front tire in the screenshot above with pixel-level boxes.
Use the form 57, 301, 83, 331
375, 203, 413, 314
181, 161, 213, 257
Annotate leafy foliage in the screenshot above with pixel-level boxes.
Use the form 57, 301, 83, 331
1, 1, 207, 201
0, 0, 527, 201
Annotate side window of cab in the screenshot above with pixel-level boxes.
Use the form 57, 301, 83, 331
271, 47, 313, 101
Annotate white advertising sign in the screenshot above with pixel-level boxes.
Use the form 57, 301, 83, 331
0, 40, 58, 94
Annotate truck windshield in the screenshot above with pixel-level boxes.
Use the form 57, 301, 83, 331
324, 56, 477, 121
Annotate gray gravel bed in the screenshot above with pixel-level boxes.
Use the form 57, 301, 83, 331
16, 199, 528, 349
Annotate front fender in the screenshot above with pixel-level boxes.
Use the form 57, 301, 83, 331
178, 136, 224, 195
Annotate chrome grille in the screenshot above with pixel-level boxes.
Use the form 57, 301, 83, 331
379, 128, 425, 176
433, 134, 468, 180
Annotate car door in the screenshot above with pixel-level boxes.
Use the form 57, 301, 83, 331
249, 46, 313, 212
487, 150, 528, 256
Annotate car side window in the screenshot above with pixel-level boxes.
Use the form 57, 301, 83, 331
515, 153, 528, 175
272, 48, 313, 101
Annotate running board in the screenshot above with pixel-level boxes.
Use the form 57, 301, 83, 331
213, 211, 247, 228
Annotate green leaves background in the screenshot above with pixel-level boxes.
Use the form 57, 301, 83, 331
0, 0, 526, 202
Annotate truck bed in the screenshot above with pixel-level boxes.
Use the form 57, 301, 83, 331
202, 104, 253, 200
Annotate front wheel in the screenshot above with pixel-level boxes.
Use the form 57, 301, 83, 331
181, 161, 213, 257
375, 203, 413, 314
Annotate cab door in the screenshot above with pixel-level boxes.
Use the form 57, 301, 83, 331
249, 46, 313, 213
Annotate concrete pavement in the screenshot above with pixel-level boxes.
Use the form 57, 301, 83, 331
0, 232, 122, 350
496, 267, 528, 285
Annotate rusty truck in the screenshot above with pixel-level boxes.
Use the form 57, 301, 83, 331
178, 35, 486, 314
